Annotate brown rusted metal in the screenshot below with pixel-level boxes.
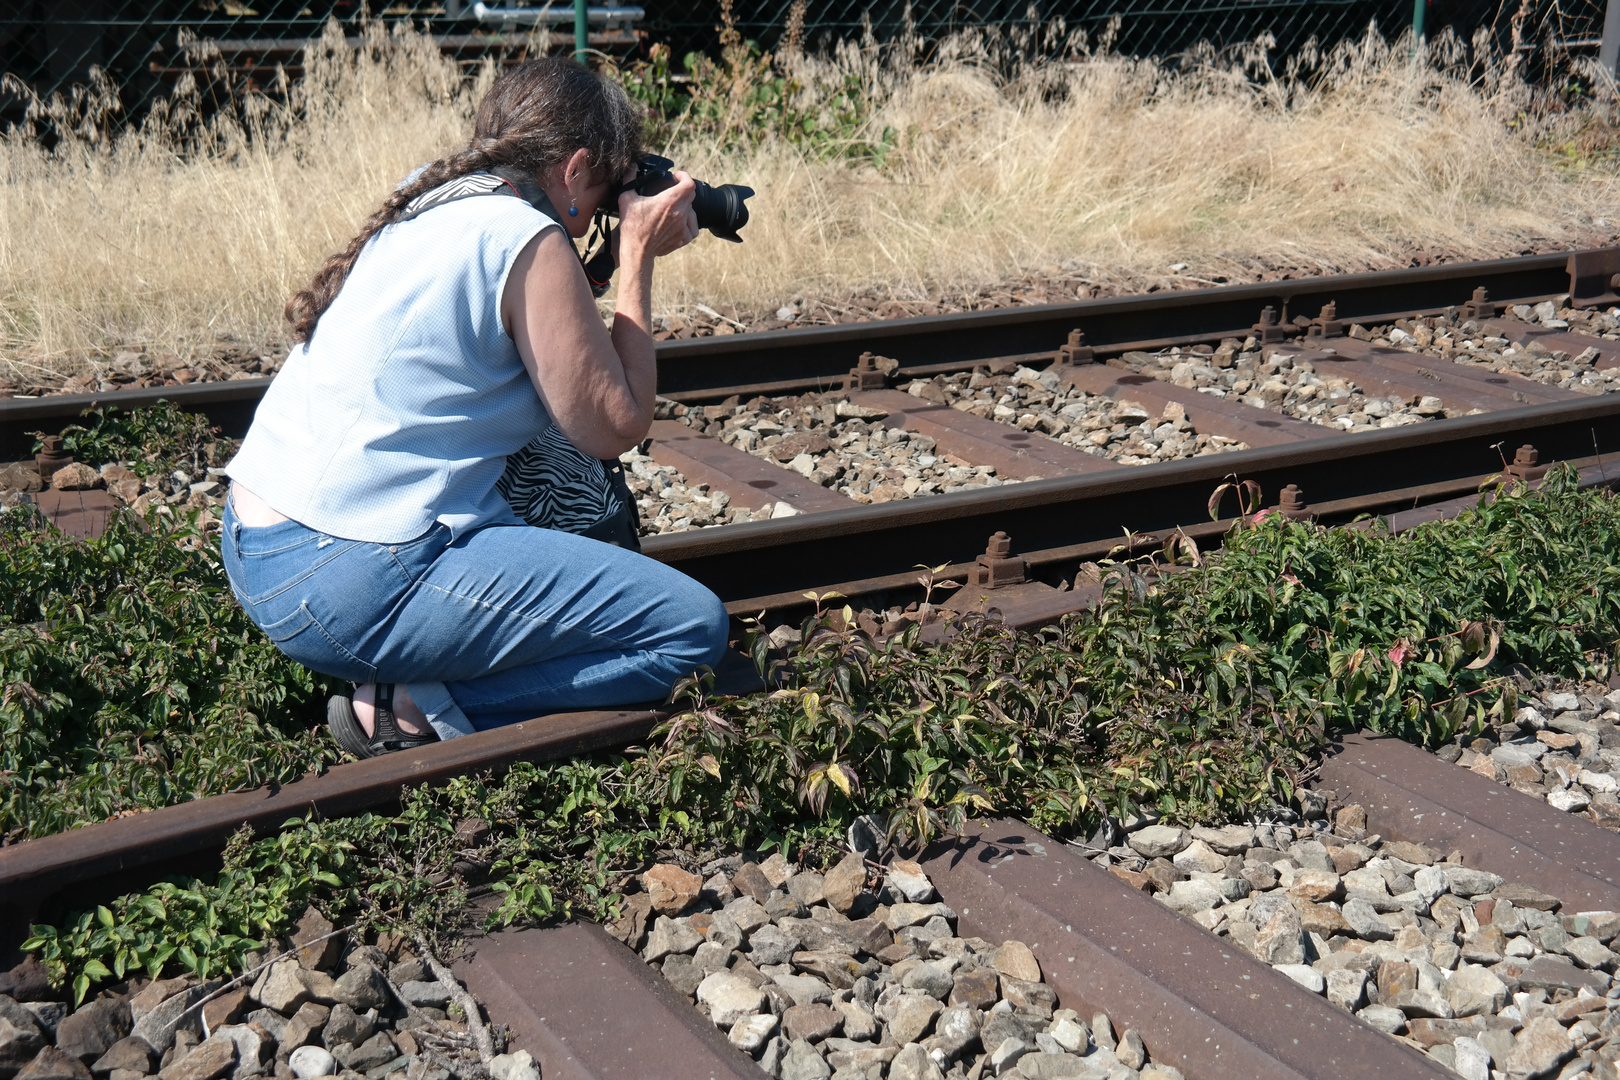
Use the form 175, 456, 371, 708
454, 922, 760, 1080
849, 388, 1123, 479
1462, 286, 1497, 322
1306, 302, 1344, 340
1276, 348, 1470, 411
1251, 305, 1290, 344
1567, 248, 1620, 309
1059, 363, 1333, 447
1319, 732, 1620, 910
34, 435, 69, 485
656, 394, 1620, 611
1286, 344, 1519, 415
1275, 483, 1310, 520
643, 420, 855, 514
1057, 328, 1096, 365
973, 530, 1027, 587
1323, 338, 1575, 406
1480, 317, 1620, 371
0, 707, 663, 935
845, 350, 890, 391
921, 819, 1446, 1080
1504, 443, 1550, 483
33, 489, 120, 540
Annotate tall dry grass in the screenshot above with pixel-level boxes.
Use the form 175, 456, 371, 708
2, 21, 1617, 383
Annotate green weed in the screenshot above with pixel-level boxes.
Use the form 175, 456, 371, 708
16, 413, 1620, 1003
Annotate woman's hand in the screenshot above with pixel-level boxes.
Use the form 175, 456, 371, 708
616, 170, 699, 259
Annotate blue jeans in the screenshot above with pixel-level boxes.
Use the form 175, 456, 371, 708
219, 501, 730, 739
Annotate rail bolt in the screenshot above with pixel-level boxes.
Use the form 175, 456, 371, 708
1506, 444, 1550, 484
845, 351, 887, 392
1277, 484, 1311, 520
1058, 329, 1095, 366
974, 531, 1027, 589
35, 435, 71, 484
1251, 305, 1289, 344
1306, 303, 1343, 340
1462, 287, 1496, 322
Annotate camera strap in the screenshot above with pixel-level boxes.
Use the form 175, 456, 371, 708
397, 165, 618, 298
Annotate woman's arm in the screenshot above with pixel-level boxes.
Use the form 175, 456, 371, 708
502, 175, 697, 460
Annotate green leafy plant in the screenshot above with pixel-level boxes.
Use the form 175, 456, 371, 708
34, 401, 233, 479
19, 447, 1620, 1005
0, 501, 341, 842
608, 8, 894, 163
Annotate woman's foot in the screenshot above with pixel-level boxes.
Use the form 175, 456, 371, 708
352, 682, 429, 738
326, 683, 439, 759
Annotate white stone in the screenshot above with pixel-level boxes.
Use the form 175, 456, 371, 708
1046, 1018, 1088, 1054
1356, 1005, 1407, 1034
770, 501, 801, 519
1579, 770, 1620, 794
696, 972, 767, 1028
1171, 839, 1226, 874
489, 1051, 539, 1080
1162, 878, 1223, 915
287, 1047, 334, 1080
1545, 692, 1581, 712
728, 1014, 779, 1054
1516, 706, 1548, 730
885, 860, 936, 903
1325, 969, 1367, 1011
987, 1037, 1029, 1076
1273, 964, 1325, 993
1443, 867, 1505, 897
1549, 788, 1593, 813
1451, 1036, 1491, 1080
1126, 825, 1189, 858
1491, 740, 1548, 768
1413, 866, 1447, 906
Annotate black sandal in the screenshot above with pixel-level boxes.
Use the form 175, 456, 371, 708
327, 683, 440, 759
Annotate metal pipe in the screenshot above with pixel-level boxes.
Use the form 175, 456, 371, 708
465, 3, 644, 28
1411, 0, 1426, 46
575, 0, 588, 60
1602, 0, 1620, 79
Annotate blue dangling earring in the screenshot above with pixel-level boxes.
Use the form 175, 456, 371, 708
568, 200, 578, 218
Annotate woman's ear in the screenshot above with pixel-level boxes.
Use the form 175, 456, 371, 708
563, 147, 595, 199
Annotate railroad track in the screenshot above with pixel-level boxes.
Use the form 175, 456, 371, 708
6, 249, 1620, 1080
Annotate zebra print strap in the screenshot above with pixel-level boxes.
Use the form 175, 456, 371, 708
496, 426, 641, 550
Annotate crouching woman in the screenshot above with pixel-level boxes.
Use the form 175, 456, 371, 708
219, 57, 729, 757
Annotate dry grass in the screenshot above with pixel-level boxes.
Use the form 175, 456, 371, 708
2, 22, 1618, 382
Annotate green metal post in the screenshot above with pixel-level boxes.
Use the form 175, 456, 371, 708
1412, 0, 1426, 43
574, 0, 589, 62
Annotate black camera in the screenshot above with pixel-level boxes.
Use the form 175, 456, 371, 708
612, 154, 755, 243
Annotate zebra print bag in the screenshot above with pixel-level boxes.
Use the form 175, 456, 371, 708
497, 426, 642, 551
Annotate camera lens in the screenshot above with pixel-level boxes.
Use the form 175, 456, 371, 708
691, 181, 755, 243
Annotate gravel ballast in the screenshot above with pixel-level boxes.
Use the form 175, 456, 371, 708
0, 914, 511, 1080
1443, 685, 1620, 832
1105, 302, 1620, 432
612, 853, 1180, 1080
1082, 785, 1620, 1079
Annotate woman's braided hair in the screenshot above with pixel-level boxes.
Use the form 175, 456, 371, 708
285, 56, 644, 343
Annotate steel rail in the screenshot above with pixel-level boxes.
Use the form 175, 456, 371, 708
641, 393, 1620, 608
0, 249, 1590, 460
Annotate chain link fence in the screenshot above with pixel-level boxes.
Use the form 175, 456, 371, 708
3, 0, 1613, 131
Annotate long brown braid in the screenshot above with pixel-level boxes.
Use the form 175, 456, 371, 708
284, 56, 643, 344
